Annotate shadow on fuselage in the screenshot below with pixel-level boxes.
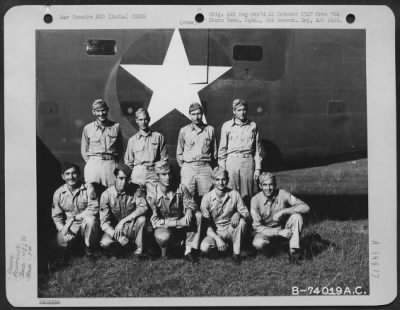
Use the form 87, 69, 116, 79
298, 194, 368, 222
37, 137, 63, 274
260, 138, 367, 172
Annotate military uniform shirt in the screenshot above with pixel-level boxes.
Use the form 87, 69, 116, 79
81, 120, 123, 161
52, 183, 99, 232
100, 185, 148, 235
176, 124, 217, 165
148, 184, 196, 228
251, 189, 307, 234
201, 188, 250, 231
124, 130, 168, 167
218, 118, 262, 169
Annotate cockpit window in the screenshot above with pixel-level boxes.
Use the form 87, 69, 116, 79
233, 45, 263, 61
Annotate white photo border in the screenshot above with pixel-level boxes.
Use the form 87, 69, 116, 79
4, 4, 397, 307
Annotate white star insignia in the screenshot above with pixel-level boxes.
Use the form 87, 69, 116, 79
120, 29, 232, 124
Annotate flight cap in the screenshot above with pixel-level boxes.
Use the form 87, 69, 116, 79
212, 166, 228, 179
259, 172, 276, 184
155, 160, 171, 174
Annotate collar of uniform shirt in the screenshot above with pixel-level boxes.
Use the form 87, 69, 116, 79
61, 183, 85, 195
232, 117, 250, 126
210, 188, 231, 205
156, 184, 176, 202
138, 129, 152, 137
112, 185, 126, 198
262, 190, 278, 205
190, 123, 205, 132
95, 119, 110, 130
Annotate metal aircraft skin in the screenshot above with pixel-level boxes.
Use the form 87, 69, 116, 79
37, 29, 366, 173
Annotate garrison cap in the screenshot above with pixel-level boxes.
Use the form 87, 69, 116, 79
61, 162, 80, 174
114, 163, 132, 178
92, 99, 108, 110
259, 172, 276, 184
189, 102, 203, 113
212, 166, 228, 179
232, 98, 247, 110
155, 160, 171, 174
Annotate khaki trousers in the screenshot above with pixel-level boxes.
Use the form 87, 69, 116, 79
100, 216, 147, 254
252, 214, 304, 250
226, 156, 255, 207
130, 165, 158, 188
180, 162, 213, 198
200, 218, 247, 255
56, 215, 100, 249
153, 211, 202, 250
84, 157, 117, 187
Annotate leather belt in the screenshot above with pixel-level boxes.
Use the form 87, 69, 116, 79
89, 154, 116, 160
228, 153, 253, 158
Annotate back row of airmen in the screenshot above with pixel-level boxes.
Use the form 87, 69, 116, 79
52, 99, 310, 265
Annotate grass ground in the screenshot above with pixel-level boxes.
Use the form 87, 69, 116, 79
38, 159, 368, 297
38, 218, 368, 297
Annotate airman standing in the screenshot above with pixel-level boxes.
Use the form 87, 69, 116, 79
218, 98, 262, 207
176, 102, 217, 201
124, 108, 168, 188
81, 99, 123, 188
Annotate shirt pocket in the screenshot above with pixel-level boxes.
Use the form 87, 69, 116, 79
106, 133, 118, 148
202, 137, 212, 154
89, 134, 102, 152
186, 139, 195, 150
150, 140, 159, 158
241, 128, 255, 149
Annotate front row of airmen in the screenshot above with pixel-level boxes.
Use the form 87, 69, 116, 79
52, 98, 310, 265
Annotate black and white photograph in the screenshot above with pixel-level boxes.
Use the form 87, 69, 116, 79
4, 5, 397, 307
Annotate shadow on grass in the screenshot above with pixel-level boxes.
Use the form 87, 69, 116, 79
260, 232, 336, 261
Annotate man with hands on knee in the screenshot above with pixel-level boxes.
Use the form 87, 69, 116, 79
200, 167, 251, 265
99, 163, 149, 258
251, 172, 310, 264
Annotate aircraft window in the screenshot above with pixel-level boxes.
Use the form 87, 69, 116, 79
328, 100, 347, 114
233, 45, 263, 61
86, 40, 116, 55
